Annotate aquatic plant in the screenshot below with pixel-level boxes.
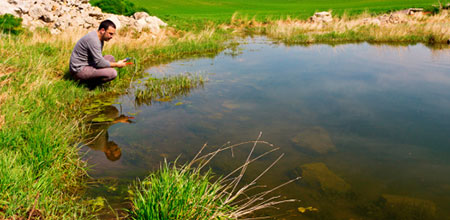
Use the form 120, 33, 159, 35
128, 133, 300, 219
134, 73, 205, 105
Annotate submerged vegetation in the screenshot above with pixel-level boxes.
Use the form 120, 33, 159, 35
1, 0, 450, 218
134, 73, 205, 105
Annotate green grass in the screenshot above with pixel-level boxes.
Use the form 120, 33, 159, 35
128, 161, 235, 220
131, 0, 437, 26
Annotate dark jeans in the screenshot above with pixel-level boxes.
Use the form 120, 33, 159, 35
72, 55, 117, 83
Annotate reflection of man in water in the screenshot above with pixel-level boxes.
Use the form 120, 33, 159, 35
85, 105, 133, 161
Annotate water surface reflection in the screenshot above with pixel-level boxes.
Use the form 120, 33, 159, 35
84, 38, 450, 219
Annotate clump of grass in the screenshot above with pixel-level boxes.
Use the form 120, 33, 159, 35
129, 161, 234, 219
134, 73, 205, 105
128, 133, 300, 219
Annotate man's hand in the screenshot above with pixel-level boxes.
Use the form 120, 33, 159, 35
110, 59, 127, 68
113, 115, 134, 124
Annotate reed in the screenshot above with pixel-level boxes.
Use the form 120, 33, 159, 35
128, 133, 300, 220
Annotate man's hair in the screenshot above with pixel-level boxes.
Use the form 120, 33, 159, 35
98, 20, 116, 31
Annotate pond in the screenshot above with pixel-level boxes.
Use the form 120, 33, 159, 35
82, 37, 450, 219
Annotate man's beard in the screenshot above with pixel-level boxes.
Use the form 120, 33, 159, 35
102, 33, 110, 41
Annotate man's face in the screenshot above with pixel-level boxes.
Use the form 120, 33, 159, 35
100, 26, 116, 41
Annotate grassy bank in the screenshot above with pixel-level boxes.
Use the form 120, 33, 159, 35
2, 3, 450, 219
223, 10, 450, 45
0, 26, 229, 219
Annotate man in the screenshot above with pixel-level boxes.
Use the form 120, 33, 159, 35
69, 20, 127, 85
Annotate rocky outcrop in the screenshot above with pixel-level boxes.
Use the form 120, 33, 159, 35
0, 0, 167, 34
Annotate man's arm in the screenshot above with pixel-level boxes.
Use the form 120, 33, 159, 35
110, 60, 127, 68
88, 41, 111, 68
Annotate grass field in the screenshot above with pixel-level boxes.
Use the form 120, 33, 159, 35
131, 0, 437, 22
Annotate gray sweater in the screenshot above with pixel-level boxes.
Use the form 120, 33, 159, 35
69, 31, 111, 73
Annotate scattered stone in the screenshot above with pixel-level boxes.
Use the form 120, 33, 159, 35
309, 11, 333, 23
300, 162, 351, 193
291, 126, 337, 154
0, 0, 167, 34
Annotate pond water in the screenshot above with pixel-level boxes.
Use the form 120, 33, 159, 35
82, 37, 450, 219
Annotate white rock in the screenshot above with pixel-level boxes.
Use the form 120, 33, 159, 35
42, 13, 55, 22
69, 16, 84, 27
21, 14, 32, 26
310, 11, 333, 23
0, 1, 18, 16
28, 5, 46, 19
50, 28, 60, 34
54, 19, 66, 29
146, 16, 167, 26
2, 0, 167, 34
134, 18, 147, 31
146, 23, 160, 33
28, 19, 46, 30
88, 6, 103, 19
133, 11, 150, 20
15, 2, 31, 14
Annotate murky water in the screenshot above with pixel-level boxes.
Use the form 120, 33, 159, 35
82, 37, 450, 219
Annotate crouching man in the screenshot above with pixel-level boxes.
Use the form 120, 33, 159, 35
69, 20, 126, 86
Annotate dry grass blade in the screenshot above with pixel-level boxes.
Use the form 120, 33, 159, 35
188, 132, 300, 219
